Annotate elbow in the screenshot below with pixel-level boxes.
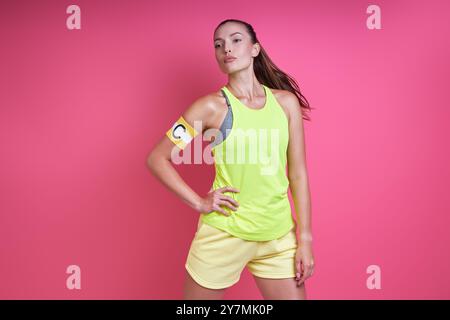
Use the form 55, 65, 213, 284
288, 168, 308, 183
146, 151, 158, 173
288, 173, 307, 183
147, 150, 170, 174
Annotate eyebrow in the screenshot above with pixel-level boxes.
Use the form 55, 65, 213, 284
214, 32, 243, 42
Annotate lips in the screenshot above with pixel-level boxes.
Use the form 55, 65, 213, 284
224, 57, 237, 63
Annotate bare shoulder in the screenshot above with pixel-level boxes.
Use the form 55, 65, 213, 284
204, 88, 228, 115
269, 87, 302, 123
181, 89, 227, 131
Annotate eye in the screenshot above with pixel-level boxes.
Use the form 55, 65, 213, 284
214, 38, 241, 48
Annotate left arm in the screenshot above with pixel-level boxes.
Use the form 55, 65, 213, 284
281, 90, 315, 285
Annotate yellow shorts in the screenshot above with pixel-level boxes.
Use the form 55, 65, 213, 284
185, 219, 298, 289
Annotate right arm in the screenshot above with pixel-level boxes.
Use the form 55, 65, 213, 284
146, 95, 239, 215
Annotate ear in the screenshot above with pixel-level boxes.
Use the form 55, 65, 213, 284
252, 42, 261, 58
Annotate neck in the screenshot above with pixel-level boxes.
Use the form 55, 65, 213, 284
226, 72, 264, 102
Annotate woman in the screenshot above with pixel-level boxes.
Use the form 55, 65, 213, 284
147, 19, 314, 300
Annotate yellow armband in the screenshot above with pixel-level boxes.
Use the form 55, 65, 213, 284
166, 116, 199, 149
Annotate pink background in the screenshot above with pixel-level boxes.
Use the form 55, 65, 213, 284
0, 0, 449, 299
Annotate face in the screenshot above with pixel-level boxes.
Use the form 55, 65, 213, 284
213, 22, 260, 74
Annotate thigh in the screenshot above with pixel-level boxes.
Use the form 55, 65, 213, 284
253, 275, 307, 300
185, 221, 256, 290
183, 270, 226, 300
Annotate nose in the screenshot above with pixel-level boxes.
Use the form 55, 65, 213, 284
224, 44, 231, 54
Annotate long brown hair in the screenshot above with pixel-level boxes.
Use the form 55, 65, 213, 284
214, 19, 313, 121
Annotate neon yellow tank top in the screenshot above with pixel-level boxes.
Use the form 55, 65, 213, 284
200, 84, 296, 241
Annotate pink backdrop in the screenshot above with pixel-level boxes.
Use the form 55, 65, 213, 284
0, 0, 449, 299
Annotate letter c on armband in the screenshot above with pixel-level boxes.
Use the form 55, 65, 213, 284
165, 116, 199, 149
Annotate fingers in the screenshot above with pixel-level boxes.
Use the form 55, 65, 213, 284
218, 186, 240, 193
212, 186, 240, 215
298, 265, 310, 286
216, 199, 237, 213
295, 260, 315, 286
295, 260, 302, 286
220, 195, 239, 209
212, 204, 230, 216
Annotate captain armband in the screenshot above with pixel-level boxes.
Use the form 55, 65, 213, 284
165, 116, 199, 150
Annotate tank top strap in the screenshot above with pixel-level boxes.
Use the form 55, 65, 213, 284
220, 88, 232, 108
261, 84, 274, 111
